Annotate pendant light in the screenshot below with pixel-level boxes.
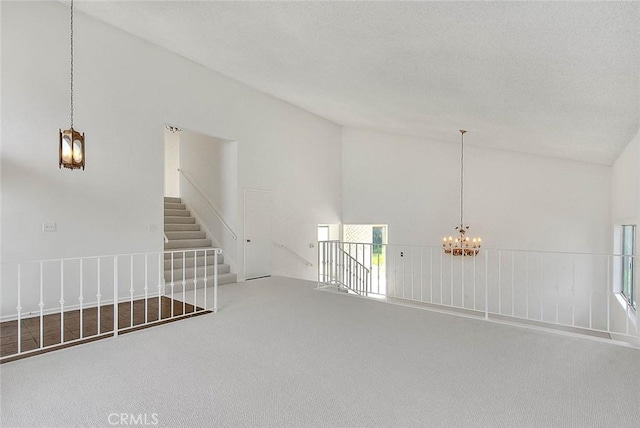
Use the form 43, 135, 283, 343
59, 0, 85, 170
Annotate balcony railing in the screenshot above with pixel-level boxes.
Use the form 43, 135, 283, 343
0, 248, 221, 362
318, 241, 640, 344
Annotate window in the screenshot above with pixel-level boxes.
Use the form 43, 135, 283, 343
621, 225, 636, 308
317, 226, 330, 242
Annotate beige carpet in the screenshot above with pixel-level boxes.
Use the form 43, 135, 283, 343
1, 276, 639, 427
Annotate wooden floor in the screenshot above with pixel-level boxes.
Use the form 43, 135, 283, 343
0, 297, 208, 363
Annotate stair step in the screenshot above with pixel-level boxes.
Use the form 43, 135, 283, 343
164, 209, 190, 217
164, 254, 224, 266
164, 216, 196, 224
164, 196, 182, 203
164, 273, 237, 293
164, 224, 201, 232
165, 239, 212, 250
164, 264, 231, 281
164, 202, 186, 210
165, 231, 206, 240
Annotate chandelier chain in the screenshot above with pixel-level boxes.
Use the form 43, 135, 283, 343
70, 0, 74, 128
460, 130, 464, 227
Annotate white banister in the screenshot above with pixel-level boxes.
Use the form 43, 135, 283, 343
0, 249, 221, 362
274, 242, 313, 267
317, 241, 640, 347
177, 168, 237, 240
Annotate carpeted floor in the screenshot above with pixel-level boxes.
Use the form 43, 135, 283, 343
1, 276, 639, 427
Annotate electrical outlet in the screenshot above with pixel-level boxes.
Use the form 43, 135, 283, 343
148, 224, 159, 232
42, 222, 57, 232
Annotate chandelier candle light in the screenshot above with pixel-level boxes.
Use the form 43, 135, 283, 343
59, 0, 85, 170
442, 130, 481, 256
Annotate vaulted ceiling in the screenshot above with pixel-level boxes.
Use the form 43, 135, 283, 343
74, 1, 639, 165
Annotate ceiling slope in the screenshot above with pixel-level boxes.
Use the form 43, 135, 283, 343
73, 1, 640, 164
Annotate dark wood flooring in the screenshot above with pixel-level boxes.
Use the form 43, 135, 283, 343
1, 297, 208, 363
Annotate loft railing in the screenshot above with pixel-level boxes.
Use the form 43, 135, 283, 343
317, 241, 640, 345
0, 248, 222, 362
178, 168, 237, 240
319, 241, 371, 296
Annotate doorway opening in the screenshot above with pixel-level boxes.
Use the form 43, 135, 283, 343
342, 224, 388, 297
163, 125, 239, 282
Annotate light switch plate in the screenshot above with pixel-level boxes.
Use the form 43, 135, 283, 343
42, 222, 57, 232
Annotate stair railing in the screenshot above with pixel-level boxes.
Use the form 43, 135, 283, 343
177, 168, 237, 240
274, 242, 313, 267
182, 201, 237, 275
318, 241, 371, 296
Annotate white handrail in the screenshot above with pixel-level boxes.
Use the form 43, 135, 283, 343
317, 241, 640, 346
177, 168, 238, 240
1, 248, 221, 361
339, 243, 370, 275
274, 243, 313, 267
183, 201, 237, 274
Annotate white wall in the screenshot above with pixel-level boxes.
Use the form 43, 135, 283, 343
0, 1, 342, 285
178, 129, 238, 271
343, 127, 614, 333
611, 128, 640, 226
164, 128, 180, 197
610, 128, 640, 336
342, 127, 611, 254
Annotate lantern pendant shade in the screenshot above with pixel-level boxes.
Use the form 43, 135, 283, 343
59, 127, 85, 170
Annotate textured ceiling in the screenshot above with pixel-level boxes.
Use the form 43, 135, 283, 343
73, 1, 639, 165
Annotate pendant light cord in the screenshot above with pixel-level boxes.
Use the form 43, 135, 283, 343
70, 0, 74, 129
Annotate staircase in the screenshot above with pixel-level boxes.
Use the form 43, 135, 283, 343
164, 197, 236, 291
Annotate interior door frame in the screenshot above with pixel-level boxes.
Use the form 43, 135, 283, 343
243, 187, 273, 280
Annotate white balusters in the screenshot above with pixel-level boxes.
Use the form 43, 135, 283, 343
497, 251, 502, 315
144, 254, 149, 324
472, 252, 477, 311
511, 251, 515, 317
97, 258, 102, 336
79, 259, 84, 339
484, 250, 489, 319
430, 247, 433, 304
60, 260, 65, 343
524, 254, 529, 319
193, 250, 198, 310
1, 249, 224, 362
113, 257, 119, 337
203, 250, 208, 310
157, 253, 163, 321
182, 251, 186, 315
170, 253, 175, 318
39, 262, 44, 348
130, 255, 134, 328
214, 250, 219, 313
17, 264, 22, 354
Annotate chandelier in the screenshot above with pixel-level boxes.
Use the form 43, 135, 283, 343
59, 0, 85, 170
442, 130, 481, 256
